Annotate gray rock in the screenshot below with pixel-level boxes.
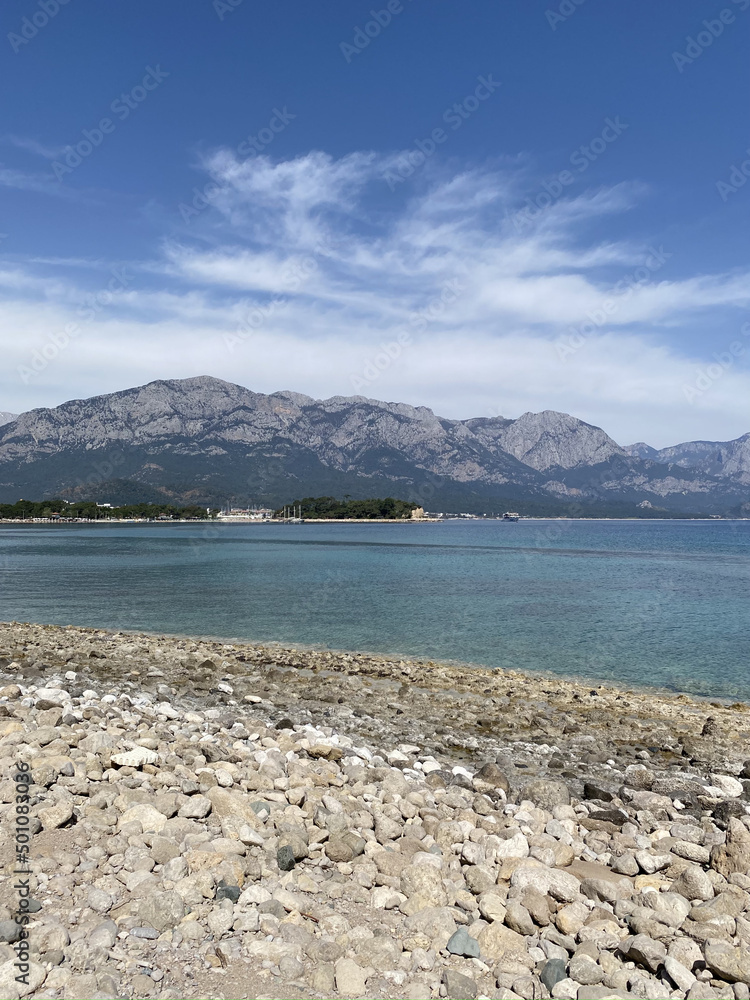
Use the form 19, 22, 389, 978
137, 891, 185, 931
623, 933, 666, 973
539, 958, 568, 994
569, 954, 604, 985
0, 921, 21, 943
671, 864, 715, 901
277, 844, 296, 871
442, 968, 478, 999
334, 957, 368, 997
704, 941, 750, 986
711, 819, 750, 878
446, 927, 481, 958
522, 778, 571, 811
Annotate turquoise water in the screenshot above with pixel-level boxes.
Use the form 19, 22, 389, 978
0, 519, 748, 700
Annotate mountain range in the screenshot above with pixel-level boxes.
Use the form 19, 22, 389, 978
0, 376, 747, 515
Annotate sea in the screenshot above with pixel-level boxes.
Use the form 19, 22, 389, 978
1, 519, 748, 701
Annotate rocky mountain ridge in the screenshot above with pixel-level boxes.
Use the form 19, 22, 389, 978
0, 377, 747, 514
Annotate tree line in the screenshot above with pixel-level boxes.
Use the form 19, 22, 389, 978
0, 499, 215, 520
274, 496, 418, 519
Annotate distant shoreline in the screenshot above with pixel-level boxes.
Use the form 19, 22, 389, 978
0, 516, 746, 524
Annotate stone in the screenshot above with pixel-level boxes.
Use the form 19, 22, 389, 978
111, 747, 158, 767
442, 969, 478, 998
634, 850, 673, 874
540, 958, 568, 994
277, 844, 296, 871
403, 907, 457, 950
0, 920, 21, 943
476, 762, 510, 791
335, 957, 368, 997
711, 819, 750, 878
0, 960, 46, 998
401, 863, 447, 912
446, 927, 481, 958
86, 888, 113, 914
493, 832, 530, 860
551, 979, 580, 999
569, 954, 605, 986
505, 899, 534, 935
664, 955, 696, 992
623, 933, 666, 973
477, 922, 529, 963
137, 891, 185, 931
178, 794, 211, 818
671, 864, 715, 901
522, 778, 571, 811
710, 774, 744, 798
38, 800, 73, 830
117, 804, 167, 833
511, 864, 582, 903
704, 941, 750, 985
478, 892, 507, 923
326, 831, 366, 862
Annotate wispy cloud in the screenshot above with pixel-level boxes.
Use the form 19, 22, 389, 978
2, 134, 65, 160
0, 149, 748, 446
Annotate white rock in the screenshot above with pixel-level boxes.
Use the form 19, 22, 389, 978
710, 773, 744, 798
34, 687, 70, 705
111, 747, 158, 767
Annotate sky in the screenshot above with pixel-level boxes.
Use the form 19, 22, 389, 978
0, 0, 749, 448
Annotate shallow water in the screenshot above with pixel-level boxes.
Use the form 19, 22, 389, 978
1, 519, 748, 700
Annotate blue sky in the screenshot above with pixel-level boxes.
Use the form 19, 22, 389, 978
1, 0, 748, 446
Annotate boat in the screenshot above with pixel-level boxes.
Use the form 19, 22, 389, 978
502, 511, 520, 521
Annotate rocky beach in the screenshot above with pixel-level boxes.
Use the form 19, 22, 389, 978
1, 621, 750, 1000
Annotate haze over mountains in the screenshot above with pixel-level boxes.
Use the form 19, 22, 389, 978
0, 377, 747, 515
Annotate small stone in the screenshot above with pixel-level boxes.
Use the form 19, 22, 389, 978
335, 957, 368, 997
441, 968, 478, 999
38, 800, 73, 830
624, 933, 666, 973
711, 819, 750, 878
540, 958, 568, 994
277, 844, 296, 871
704, 941, 750, 986
111, 747, 158, 767
522, 778, 570, 811
215, 880, 241, 902
664, 955, 696, 992
446, 927, 480, 958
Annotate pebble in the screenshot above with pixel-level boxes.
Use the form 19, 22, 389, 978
1, 620, 749, 1000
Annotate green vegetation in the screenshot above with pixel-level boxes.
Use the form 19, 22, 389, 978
0, 499, 216, 520
275, 496, 418, 519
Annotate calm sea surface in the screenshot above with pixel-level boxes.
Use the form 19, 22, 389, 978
1, 520, 748, 700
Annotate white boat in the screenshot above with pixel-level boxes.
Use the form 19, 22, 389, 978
502, 511, 520, 521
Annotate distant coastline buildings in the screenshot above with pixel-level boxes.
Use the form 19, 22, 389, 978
216, 507, 274, 521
